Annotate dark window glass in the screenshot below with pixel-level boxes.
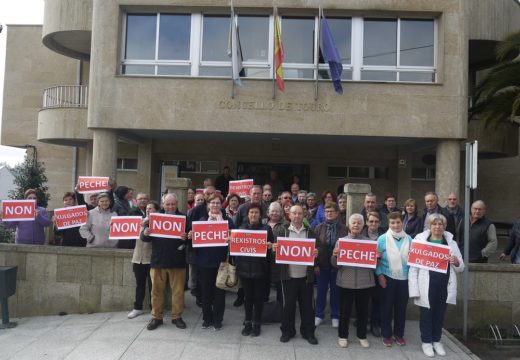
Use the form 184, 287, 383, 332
201, 15, 230, 61
400, 19, 434, 67
348, 167, 370, 178
126, 14, 156, 60
283, 17, 315, 64
237, 15, 269, 62
363, 19, 397, 66
328, 167, 348, 178
158, 14, 191, 60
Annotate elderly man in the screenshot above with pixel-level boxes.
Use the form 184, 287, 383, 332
262, 188, 274, 206
361, 193, 387, 230
460, 200, 497, 263
446, 192, 464, 238
273, 204, 320, 345
290, 183, 300, 204
235, 185, 268, 226
214, 166, 234, 197
142, 193, 189, 330
297, 190, 308, 205
130, 193, 149, 217
422, 192, 456, 238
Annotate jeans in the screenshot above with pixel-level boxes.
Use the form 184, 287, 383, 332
315, 268, 339, 320
379, 276, 408, 339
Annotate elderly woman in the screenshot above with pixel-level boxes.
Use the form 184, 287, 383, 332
314, 202, 348, 328
3, 188, 52, 244
337, 194, 347, 225
331, 214, 375, 348
236, 203, 274, 337
225, 193, 241, 224
186, 187, 196, 212
402, 198, 423, 239
409, 214, 464, 357
189, 194, 234, 330
128, 200, 160, 319
79, 192, 118, 248
311, 190, 336, 229
376, 211, 412, 347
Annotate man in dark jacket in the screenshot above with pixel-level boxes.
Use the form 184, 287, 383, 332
214, 166, 234, 197
459, 200, 497, 263
142, 193, 189, 330
422, 192, 457, 239
272, 204, 320, 345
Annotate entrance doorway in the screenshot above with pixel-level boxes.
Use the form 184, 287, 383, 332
236, 162, 310, 193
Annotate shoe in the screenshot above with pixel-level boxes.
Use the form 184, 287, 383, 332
305, 335, 318, 345
314, 317, 323, 326
127, 309, 144, 319
172, 318, 187, 329
280, 333, 293, 343
433, 342, 446, 356
146, 318, 163, 330
371, 325, 381, 337
382, 337, 393, 347
358, 338, 370, 348
422, 343, 435, 357
233, 296, 244, 307
251, 323, 261, 337
213, 322, 223, 331
202, 321, 212, 329
394, 336, 406, 346
332, 318, 339, 328
241, 321, 252, 336
338, 338, 348, 348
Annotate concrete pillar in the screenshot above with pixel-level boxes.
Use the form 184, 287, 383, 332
344, 183, 371, 225
435, 140, 461, 204
136, 140, 152, 195
397, 146, 412, 207
85, 141, 93, 176
92, 129, 117, 179
166, 178, 192, 213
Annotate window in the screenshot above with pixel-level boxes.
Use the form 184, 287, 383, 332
121, 10, 435, 84
412, 167, 436, 180
117, 158, 138, 171
361, 18, 435, 82
122, 13, 191, 76
327, 166, 388, 179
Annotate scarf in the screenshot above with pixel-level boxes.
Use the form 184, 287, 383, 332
208, 212, 224, 221
385, 229, 410, 280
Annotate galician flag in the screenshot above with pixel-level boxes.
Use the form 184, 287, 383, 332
273, 7, 285, 92
227, 4, 243, 86
320, 13, 343, 95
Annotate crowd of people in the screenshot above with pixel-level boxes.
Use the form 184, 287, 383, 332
2, 169, 520, 357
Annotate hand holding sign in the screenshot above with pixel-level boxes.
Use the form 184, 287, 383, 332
336, 238, 378, 269
77, 176, 110, 194
1, 200, 36, 222
230, 229, 267, 257
407, 240, 451, 273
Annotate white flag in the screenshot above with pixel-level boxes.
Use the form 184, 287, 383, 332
227, 5, 243, 86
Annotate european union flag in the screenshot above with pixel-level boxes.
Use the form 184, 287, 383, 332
320, 15, 343, 95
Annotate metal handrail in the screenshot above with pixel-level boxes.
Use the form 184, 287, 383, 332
42, 85, 88, 109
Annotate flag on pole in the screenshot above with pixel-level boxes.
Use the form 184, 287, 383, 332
320, 13, 343, 95
273, 7, 285, 92
227, 4, 243, 86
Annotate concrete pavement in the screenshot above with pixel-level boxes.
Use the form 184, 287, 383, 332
0, 294, 478, 360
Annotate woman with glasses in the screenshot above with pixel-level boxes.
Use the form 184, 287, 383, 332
3, 188, 52, 244
402, 199, 423, 238
188, 194, 234, 330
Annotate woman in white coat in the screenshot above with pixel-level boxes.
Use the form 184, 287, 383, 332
408, 213, 464, 357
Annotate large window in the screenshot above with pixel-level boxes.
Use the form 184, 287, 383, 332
122, 10, 436, 83
122, 13, 191, 76
362, 18, 435, 82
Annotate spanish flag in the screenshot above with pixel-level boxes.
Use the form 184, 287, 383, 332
273, 7, 285, 92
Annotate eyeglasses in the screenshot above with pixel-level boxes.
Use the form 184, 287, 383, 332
368, 220, 380, 223
209, 202, 221, 205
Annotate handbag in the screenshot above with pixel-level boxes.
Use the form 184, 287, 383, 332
216, 255, 240, 291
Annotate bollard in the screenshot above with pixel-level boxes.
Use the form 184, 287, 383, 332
0, 266, 18, 329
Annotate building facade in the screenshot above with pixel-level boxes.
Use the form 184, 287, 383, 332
2, 0, 520, 221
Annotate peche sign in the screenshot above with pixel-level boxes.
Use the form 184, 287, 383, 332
229, 229, 267, 257
77, 176, 110, 194
336, 239, 378, 269
192, 221, 229, 247
407, 241, 451, 273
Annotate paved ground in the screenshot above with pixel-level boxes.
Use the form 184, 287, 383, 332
0, 294, 478, 360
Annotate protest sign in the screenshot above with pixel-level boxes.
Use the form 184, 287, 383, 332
1, 200, 36, 221
192, 221, 229, 247
149, 213, 186, 239
275, 237, 315, 265
336, 238, 378, 269
407, 240, 451, 273
109, 216, 142, 240
229, 229, 267, 257
229, 179, 254, 198
77, 176, 110, 194
54, 205, 88, 229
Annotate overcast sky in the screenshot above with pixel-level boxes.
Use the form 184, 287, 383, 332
0, 0, 44, 166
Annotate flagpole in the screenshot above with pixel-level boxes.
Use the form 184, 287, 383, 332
272, 5, 277, 100
314, 6, 322, 101
230, 1, 236, 99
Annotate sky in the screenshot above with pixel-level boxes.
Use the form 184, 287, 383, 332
0, 0, 44, 166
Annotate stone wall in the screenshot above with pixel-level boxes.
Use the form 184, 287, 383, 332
0, 244, 135, 317
0, 243, 518, 330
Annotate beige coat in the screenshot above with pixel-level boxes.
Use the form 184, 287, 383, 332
331, 234, 376, 289
79, 207, 118, 248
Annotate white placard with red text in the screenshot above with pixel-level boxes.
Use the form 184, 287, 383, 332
192, 221, 229, 248
109, 216, 142, 240
77, 176, 110, 194
337, 238, 378, 269
229, 229, 267, 257
228, 179, 254, 198
1, 200, 36, 222
275, 237, 315, 266
149, 213, 186, 239
54, 205, 88, 229
407, 240, 451, 274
